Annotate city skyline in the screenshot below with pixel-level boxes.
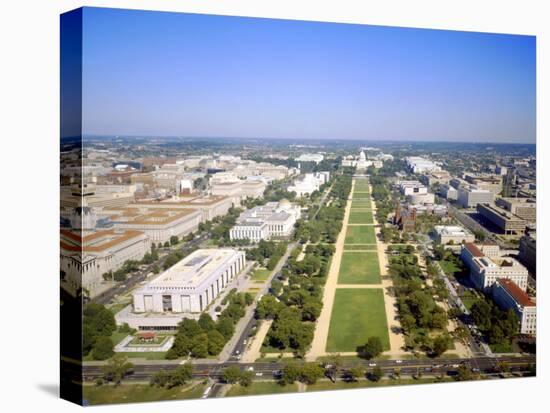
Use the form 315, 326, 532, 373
80, 7, 536, 144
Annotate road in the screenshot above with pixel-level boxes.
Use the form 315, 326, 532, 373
415, 233, 491, 358
91, 233, 209, 305
81, 354, 535, 383
225, 242, 297, 361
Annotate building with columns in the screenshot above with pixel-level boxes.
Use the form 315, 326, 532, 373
230, 200, 301, 242
60, 226, 150, 298
119, 249, 246, 329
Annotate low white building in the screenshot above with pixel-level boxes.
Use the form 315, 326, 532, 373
288, 172, 330, 197
460, 243, 528, 292
492, 278, 536, 335
433, 225, 475, 245
119, 249, 246, 329
399, 180, 428, 196
230, 200, 301, 242
296, 153, 324, 164
405, 156, 441, 173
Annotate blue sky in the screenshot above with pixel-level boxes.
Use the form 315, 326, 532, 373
80, 7, 536, 143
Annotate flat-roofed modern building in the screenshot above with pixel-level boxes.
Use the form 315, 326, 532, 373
398, 180, 428, 196
460, 243, 528, 291
106, 207, 202, 244
405, 156, 441, 173
60, 228, 150, 298
457, 186, 494, 208
477, 203, 527, 235
129, 248, 245, 321
519, 232, 536, 276
433, 225, 475, 245
495, 197, 536, 223
440, 184, 458, 200
421, 171, 451, 186
134, 195, 233, 222
492, 278, 536, 335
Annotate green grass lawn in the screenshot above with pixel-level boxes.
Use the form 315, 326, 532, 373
439, 260, 461, 276
348, 210, 374, 224
352, 199, 372, 207
345, 225, 377, 244
251, 268, 271, 281
344, 244, 378, 251
338, 252, 381, 284
226, 382, 298, 397
326, 289, 390, 353
83, 382, 206, 405
305, 377, 451, 392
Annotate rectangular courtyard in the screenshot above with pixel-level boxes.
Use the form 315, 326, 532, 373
326, 289, 390, 353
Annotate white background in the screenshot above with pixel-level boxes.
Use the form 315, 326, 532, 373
0, 0, 547, 411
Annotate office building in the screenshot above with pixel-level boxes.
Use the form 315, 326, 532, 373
492, 278, 536, 335
495, 197, 536, 223
433, 225, 475, 245
405, 156, 441, 173
457, 186, 494, 208
519, 232, 536, 276
60, 227, 150, 298
460, 243, 528, 291
477, 203, 526, 235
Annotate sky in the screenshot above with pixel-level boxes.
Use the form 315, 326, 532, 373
79, 7, 536, 143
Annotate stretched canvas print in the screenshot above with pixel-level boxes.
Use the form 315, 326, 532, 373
60, 7, 536, 406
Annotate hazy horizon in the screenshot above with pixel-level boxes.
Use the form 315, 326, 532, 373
78, 8, 536, 144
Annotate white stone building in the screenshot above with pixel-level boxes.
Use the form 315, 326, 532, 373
230, 200, 301, 242
118, 249, 246, 329
492, 278, 536, 335
460, 243, 529, 292
433, 225, 475, 245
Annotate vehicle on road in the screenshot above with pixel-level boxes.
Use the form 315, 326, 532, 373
395, 360, 403, 364
201, 386, 212, 399
368, 363, 377, 367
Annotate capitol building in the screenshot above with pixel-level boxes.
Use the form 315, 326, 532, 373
341, 150, 382, 169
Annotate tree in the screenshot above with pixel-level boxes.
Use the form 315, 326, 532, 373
470, 300, 492, 330
170, 235, 179, 246
300, 363, 324, 384
281, 363, 301, 385
216, 317, 235, 339
207, 330, 226, 356
456, 365, 474, 381
150, 369, 170, 387
91, 336, 114, 360
370, 366, 384, 382
198, 313, 216, 331
222, 366, 242, 384
167, 364, 193, 388
190, 333, 209, 358
347, 365, 364, 382
363, 336, 384, 360
102, 354, 134, 386
431, 334, 451, 357
301, 298, 322, 321
239, 370, 254, 387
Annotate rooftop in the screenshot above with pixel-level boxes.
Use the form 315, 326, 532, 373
496, 278, 535, 307
60, 229, 145, 253
140, 248, 241, 291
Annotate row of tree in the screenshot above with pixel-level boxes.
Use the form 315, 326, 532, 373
166, 292, 253, 359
